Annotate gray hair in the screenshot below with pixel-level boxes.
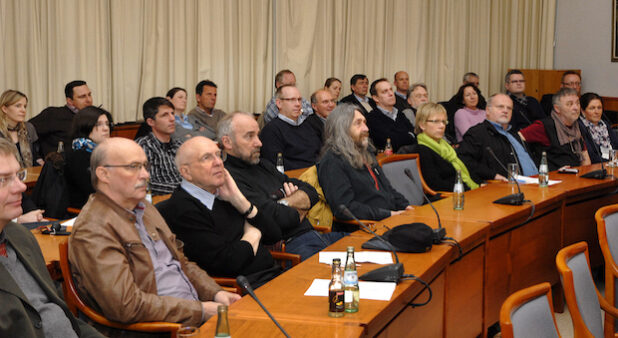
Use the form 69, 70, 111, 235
90, 141, 109, 189
552, 87, 578, 107
320, 104, 375, 169
407, 83, 427, 98
216, 111, 254, 142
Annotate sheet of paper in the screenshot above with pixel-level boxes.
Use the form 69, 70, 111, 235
304, 278, 396, 301
318, 251, 393, 265
61, 217, 77, 226
514, 175, 561, 186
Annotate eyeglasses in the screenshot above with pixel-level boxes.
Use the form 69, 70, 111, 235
102, 161, 151, 172
280, 97, 303, 103
562, 81, 581, 87
509, 80, 526, 84
0, 169, 27, 189
426, 119, 449, 125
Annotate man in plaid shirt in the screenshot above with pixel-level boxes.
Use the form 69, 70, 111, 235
136, 97, 183, 195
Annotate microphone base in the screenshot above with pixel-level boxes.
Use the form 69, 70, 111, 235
432, 227, 446, 244
580, 169, 607, 180
359, 263, 404, 283
493, 193, 525, 206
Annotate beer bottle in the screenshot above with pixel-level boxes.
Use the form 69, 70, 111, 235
384, 138, 393, 156
344, 246, 360, 312
215, 304, 231, 337
453, 170, 464, 210
328, 258, 345, 317
57, 141, 64, 153
538, 151, 549, 187
276, 153, 285, 173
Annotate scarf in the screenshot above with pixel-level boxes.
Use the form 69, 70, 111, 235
551, 110, 584, 161
417, 133, 479, 189
580, 116, 611, 150
72, 138, 97, 153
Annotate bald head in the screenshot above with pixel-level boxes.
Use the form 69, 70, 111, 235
92, 137, 150, 209
175, 136, 225, 193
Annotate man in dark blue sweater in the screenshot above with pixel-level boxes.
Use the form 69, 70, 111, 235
260, 85, 322, 170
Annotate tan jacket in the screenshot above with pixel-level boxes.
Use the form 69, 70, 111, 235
68, 192, 222, 326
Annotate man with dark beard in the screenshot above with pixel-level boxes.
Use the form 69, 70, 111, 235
317, 104, 412, 231
220, 112, 344, 260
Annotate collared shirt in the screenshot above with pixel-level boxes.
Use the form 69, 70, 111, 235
376, 105, 399, 121
263, 96, 313, 124
488, 120, 538, 176
395, 91, 406, 100
195, 106, 213, 118
354, 94, 369, 103
66, 104, 79, 114
131, 203, 200, 301
136, 132, 183, 195
277, 113, 302, 126
175, 114, 194, 130
180, 179, 215, 210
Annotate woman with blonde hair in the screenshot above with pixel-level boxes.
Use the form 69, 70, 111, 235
0, 90, 42, 167
399, 102, 480, 191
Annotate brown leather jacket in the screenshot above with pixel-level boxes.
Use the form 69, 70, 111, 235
68, 192, 222, 326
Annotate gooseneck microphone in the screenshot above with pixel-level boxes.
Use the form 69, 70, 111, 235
403, 168, 446, 244
236, 276, 290, 338
338, 205, 403, 283
486, 147, 525, 205
580, 158, 607, 179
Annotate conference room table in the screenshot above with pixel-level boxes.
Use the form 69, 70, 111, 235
33, 162, 618, 337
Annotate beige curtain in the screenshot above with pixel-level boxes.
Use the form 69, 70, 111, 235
0, 0, 554, 123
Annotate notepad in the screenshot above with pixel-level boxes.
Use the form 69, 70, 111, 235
318, 251, 394, 265
304, 278, 396, 301
514, 175, 561, 186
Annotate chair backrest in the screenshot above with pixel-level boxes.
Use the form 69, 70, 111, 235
556, 242, 603, 338
58, 242, 180, 335
595, 204, 618, 335
378, 154, 428, 206
500, 282, 560, 338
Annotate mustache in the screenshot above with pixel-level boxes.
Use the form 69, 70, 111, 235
135, 180, 147, 189
360, 131, 369, 138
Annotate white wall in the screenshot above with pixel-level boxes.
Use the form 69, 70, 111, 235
554, 0, 618, 97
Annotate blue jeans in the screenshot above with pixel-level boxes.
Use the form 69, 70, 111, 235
285, 230, 346, 261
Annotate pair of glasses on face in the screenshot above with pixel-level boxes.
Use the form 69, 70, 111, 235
0, 169, 27, 189
426, 119, 448, 125
102, 162, 151, 172
280, 97, 303, 103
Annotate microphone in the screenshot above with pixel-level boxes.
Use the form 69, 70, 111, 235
404, 168, 446, 244
236, 276, 290, 338
486, 147, 525, 205
338, 205, 403, 283
580, 159, 607, 179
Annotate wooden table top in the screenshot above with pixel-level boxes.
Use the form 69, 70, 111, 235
199, 316, 364, 337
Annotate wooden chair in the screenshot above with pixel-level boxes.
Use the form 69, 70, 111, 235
596, 204, 618, 336
58, 242, 181, 335
499, 282, 561, 338
378, 153, 447, 205
556, 242, 618, 338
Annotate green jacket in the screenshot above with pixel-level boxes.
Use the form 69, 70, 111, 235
0, 222, 102, 337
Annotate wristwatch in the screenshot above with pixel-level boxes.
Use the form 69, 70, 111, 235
277, 200, 290, 207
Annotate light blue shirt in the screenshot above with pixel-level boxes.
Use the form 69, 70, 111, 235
376, 105, 399, 121
488, 120, 538, 176
277, 113, 302, 126
175, 114, 193, 130
354, 94, 369, 103
180, 179, 215, 210
263, 96, 313, 124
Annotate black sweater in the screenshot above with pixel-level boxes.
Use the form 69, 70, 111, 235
366, 108, 417, 152
159, 187, 281, 284
260, 117, 322, 170
64, 148, 94, 208
224, 155, 318, 240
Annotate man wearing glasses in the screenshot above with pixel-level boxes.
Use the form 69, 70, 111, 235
458, 93, 538, 181
540, 71, 582, 115
504, 69, 545, 132
159, 137, 282, 287
68, 137, 239, 332
260, 85, 323, 171
0, 138, 103, 337
262, 69, 313, 124
136, 97, 183, 195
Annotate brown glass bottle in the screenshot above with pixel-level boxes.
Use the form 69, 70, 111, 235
328, 258, 345, 317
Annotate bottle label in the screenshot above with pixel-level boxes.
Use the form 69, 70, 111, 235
329, 290, 345, 312
345, 290, 352, 302
539, 164, 548, 173
343, 271, 358, 285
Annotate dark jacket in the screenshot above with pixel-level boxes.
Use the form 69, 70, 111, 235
509, 94, 546, 132
577, 118, 618, 164
29, 105, 75, 157
398, 144, 480, 191
394, 94, 412, 113
339, 94, 376, 116
525, 118, 584, 171
224, 155, 318, 240
366, 108, 417, 152
0, 222, 102, 337
318, 149, 409, 221
65, 148, 94, 209
540, 93, 554, 116
457, 120, 530, 180
159, 187, 281, 286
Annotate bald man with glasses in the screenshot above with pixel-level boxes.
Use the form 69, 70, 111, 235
68, 138, 239, 333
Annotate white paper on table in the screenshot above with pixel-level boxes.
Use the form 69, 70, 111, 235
61, 217, 77, 226
304, 278, 396, 301
514, 175, 561, 186
318, 251, 393, 265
